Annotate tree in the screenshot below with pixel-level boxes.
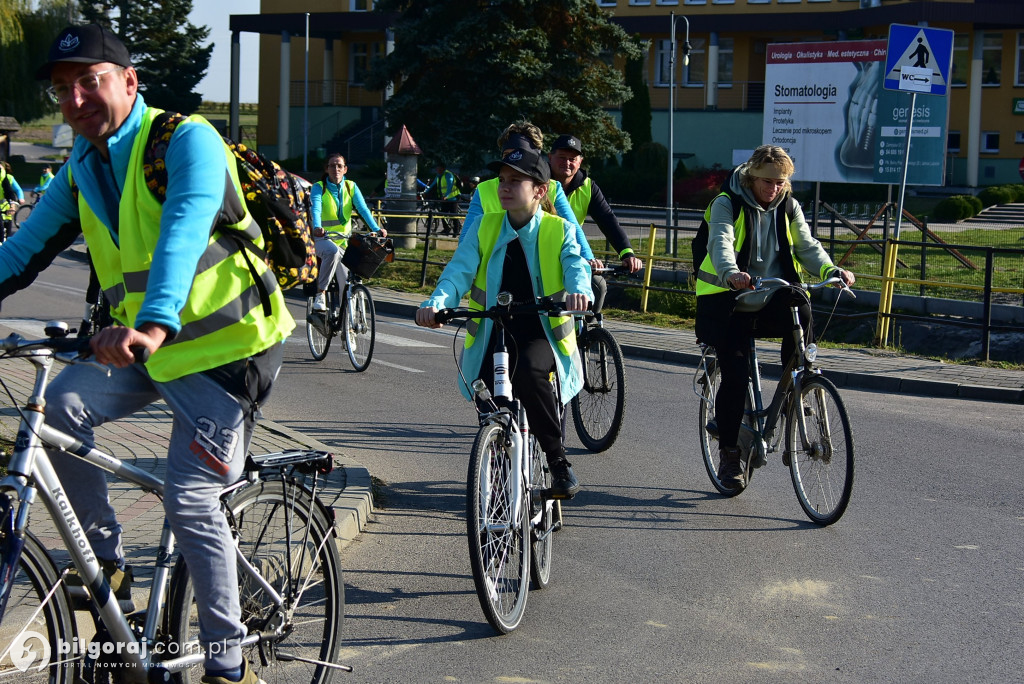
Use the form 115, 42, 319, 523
366, 0, 642, 170
79, 0, 211, 114
0, 0, 71, 122
619, 54, 651, 168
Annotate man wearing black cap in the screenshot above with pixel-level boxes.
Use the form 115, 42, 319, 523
416, 146, 593, 499
0, 23, 293, 684
549, 134, 642, 312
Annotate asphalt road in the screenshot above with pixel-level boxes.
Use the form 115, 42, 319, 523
2, 253, 1021, 683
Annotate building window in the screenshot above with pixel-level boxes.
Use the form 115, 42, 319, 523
596, 0, 616, 5
655, 40, 673, 86
1016, 32, 1024, 86
657, 0, 679, 5
683, 37, 705, 87
718, 37, 733, 86
1015, 131, 1024, 144
982, 33, 1001, 86
947, 131, 960, 154
629, 0, 651, 5
683, 0, 705, 5
951, 34, 968, 87
982, 131, 999, 153
350, 43, 380, 85
777, 0, 801, 4
350, 0, 372, 10
747, 0, 770, 4
711, 0, 734, 6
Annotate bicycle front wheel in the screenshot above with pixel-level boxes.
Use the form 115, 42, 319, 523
344, 284, 375, 372
528, 435, 552, 590
166, 479, 345, 683
0, 530, 78, 682
12, 204, 32, 230
305, 295, 332, 361
570, 327, 626, 452
786, 376, 854, 526
467, 422, 530, 634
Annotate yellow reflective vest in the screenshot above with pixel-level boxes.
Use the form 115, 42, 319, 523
317, 179, 356, 249
75, 108, 293, 382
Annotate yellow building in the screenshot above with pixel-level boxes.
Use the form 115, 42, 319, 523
233, 0, 1024, 186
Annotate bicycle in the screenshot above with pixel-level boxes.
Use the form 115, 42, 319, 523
0, 324, 348, 682
306, 231, 392, 372
569, 266, 632, 453
12, 192, 42, 230
435, 294, 587, 634
416, 196, 461, 237
693, 276, 856, 526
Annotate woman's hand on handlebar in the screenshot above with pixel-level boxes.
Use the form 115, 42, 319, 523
376, 228, 388, 238
836, 269, 855, 287
589, 258, 605, 271
312, 227, 326, 238
415, 306, 442, 329
564, 293, 591, 313
726, 271, 752, 290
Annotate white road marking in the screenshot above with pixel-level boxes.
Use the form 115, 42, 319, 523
372, 360, 424, 373
374, 331, 443, 348
0, 319, 49, 338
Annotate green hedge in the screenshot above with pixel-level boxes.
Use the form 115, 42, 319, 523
932, 195, 976, 221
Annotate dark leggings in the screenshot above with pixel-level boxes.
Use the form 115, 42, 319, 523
478, 331, 562, 460
705, 295, 812, 448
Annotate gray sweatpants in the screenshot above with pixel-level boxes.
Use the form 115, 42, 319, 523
44, 345, 282, 671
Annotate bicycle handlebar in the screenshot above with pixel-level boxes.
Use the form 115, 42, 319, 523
1, 330, 151, 365
746, 276, 856, 300
592, 265, 642, 279
435, 298, 588, 325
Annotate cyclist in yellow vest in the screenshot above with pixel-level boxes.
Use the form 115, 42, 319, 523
0, 163, 18, 243
424, 161, 462, 235
695, 145, 854, 491
415, 147, 593, 499
0, 24, 293, 684
309, 152, 385, 311
35, 164, 55, 194
549, 133, 642, 312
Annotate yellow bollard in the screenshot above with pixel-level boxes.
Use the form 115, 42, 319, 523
640, 223, 658, 313
874, 238, 900, 347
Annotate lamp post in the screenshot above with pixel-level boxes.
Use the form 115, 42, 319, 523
667, 13, 690, 254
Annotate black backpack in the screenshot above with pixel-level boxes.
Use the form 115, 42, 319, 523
143, 111, 318, 314
691, 167, 797, 269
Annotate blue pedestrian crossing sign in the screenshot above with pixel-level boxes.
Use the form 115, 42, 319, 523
884, 24, 954, 96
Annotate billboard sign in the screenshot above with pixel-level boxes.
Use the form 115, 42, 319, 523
763, 39, 948, 185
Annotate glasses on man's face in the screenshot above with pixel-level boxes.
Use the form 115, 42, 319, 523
47, 67, 125, 104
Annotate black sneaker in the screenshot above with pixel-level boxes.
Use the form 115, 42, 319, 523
546, 458, 580, 500
64, 559, 136, 613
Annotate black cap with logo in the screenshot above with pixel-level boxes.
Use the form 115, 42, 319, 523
487, 147, 551, 184
36, 24, 133, 80
551, 134, 583, 155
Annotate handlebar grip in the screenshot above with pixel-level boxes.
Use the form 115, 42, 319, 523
434, 309, 456, 325
130, 345, 150, 364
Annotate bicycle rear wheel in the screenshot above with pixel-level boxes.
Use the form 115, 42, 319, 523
786, 376, 854, 526
528, 435, 552, 590
306, 293, 332, 361
344, 284, 375, 372
570, 326, 626, 452
697, 358, 756, 496
166, 479, 344, 683
467, 422, 530, 634
0, 529, 78, 682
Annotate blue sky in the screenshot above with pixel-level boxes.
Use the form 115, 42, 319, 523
189, 2, 261, 104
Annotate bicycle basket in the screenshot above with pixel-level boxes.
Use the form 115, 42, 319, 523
342, 233, 395, 278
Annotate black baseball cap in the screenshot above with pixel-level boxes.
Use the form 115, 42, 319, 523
36, 24, 133, 80
487, 147, 551, 184
551, 134, 583, 155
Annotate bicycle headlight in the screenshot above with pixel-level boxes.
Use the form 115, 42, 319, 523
804, 343, 818, 364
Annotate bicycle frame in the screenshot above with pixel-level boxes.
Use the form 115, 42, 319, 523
0, 344, 297, 678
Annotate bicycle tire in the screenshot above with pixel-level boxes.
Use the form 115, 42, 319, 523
0, 529, 78, 682
570, 326, 626, 452
12, 203, 32, 230
344, 284, 375, 372
305, 295, 332, 361
165, 479, 344, 683
697, 359, 757, 497
528, 435, 552, 590
466, 422, 530, 634
786, 375, 854, 526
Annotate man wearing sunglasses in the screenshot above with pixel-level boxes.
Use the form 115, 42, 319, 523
0, 24, 292, 684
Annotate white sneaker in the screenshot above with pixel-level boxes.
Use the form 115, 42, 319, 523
312, 293, 327, 311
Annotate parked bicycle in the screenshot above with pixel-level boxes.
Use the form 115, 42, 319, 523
306, 231, 393, 371
0, 325, 347, 682
693, 276, 856, 525
435, 294, 588, 634
416, 195, 462, 237
569, 266, 633, 453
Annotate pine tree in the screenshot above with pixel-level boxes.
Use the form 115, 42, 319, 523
0, 0, 71, 122
366, 0, 642, 169
78, 0, 211, 114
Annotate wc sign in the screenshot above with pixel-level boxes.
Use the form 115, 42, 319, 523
883, 24, 954, 96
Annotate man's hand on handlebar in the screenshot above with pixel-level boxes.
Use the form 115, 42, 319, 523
836, 269, 856, 287
415, 306, 441, 329
91, 323, 167, 368
622, 255, 642, 274
312, 227, 326, 238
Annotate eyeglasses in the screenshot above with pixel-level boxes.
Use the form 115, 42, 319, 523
327, 162, 346, 168
46, 67, 125, 104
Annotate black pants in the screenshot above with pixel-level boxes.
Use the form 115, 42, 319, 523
696, 291, 812, 448
478, 331, 563, 460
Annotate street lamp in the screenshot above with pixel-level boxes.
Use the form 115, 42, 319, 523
667, 13, 691, 253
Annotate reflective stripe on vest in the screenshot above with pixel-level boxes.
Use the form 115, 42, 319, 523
75, 107, 291, 382
464, 213, 577, 357
566, 177, 592, 225
318, 179, 355, 248
694, 195, 800, 297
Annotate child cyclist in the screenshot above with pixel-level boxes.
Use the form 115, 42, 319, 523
415, 147, 592, 499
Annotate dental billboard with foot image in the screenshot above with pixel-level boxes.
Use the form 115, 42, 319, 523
764, 39, 948, 185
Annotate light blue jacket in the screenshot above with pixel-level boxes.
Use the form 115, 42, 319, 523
422, 209, 594, 403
